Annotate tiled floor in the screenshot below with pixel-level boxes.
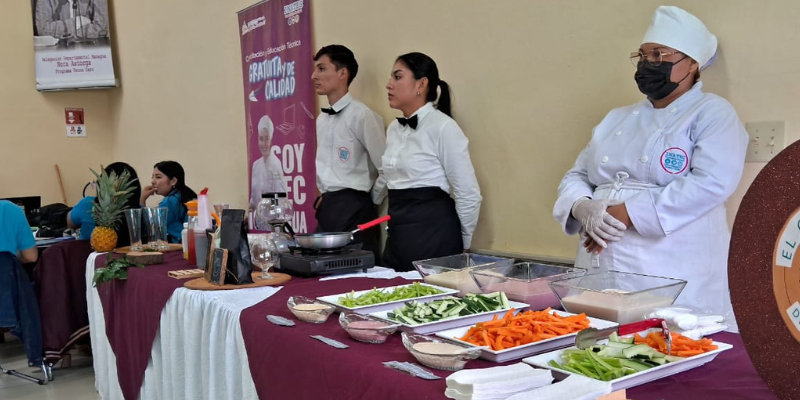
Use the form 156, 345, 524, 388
0, 334, 98, 399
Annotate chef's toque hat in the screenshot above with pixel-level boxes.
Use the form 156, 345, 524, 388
257, 115, 274, 136
641, 6, 718, 70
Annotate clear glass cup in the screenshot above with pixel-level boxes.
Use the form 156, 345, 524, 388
144, 207, 158, 249
145, 207, 170, 250
154, 207, 169, 250
124, 208, 143, 251
250, 235, 279, 280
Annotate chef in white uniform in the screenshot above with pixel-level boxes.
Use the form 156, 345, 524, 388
250, 115, 288, 211
553, 6, 747, 329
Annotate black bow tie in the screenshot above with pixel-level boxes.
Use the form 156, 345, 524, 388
321, 107, 338, 115
397, 115, 418, 129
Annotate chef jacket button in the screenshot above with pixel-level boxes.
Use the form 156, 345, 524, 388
601, 156, 609, 163
632, 110, 640, 115
615, 131, 622, 136
670, 107, 677, 113
640, 156, 648, 163
654, 129, 662, 134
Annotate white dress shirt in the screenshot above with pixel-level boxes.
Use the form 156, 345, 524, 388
383, 102, 483, 248
250, 155, 288, 209
316, 93, 387, 204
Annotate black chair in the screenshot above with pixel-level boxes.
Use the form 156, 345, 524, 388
0, 252, 51, 384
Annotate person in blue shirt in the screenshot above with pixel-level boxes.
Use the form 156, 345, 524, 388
0, 200, 38, 264
67, 162, 142, 245
140, 161, 197, 243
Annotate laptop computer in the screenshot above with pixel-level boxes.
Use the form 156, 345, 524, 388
2, 196, 41, 219
276, 104, 296, 135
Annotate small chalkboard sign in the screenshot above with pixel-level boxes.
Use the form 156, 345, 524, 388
209, 248, 228, 286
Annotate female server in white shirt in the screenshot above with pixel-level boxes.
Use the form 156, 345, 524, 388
382, 52, 482, 271
553, 6, 748, 327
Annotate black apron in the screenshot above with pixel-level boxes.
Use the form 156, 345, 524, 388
382, 187, 463, 272
314, 189, 380, 258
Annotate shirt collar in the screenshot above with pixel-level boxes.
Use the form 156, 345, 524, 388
409, 102, 435, 123
329, 92, 352, 113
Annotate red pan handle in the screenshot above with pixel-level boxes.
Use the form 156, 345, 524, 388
357, 215, 391, 231
618, 318, 665, 336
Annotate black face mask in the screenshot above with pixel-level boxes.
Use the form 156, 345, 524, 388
634, 57, 690, 100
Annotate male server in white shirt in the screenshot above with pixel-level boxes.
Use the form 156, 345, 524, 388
312, 45, 386, 257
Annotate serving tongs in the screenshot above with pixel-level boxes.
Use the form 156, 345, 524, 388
575, 318, 672, 355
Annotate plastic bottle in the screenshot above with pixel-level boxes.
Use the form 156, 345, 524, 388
194, 188, 212, 268
181, 222, 189, 259
185, 200, 199, 265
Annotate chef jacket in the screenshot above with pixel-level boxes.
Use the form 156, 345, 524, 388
554, 82, 748, 328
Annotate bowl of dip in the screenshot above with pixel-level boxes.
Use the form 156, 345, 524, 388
287, 296, 336, 324
549, 271, 687, 324
470, 262, 586, 311
338, 312, 399, 343
412, 253, 514, 296
401, 332, 481, 371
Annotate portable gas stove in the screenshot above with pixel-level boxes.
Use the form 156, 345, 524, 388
276, 245, 374, 277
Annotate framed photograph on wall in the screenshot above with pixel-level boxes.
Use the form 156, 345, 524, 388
31, 0, 118, 91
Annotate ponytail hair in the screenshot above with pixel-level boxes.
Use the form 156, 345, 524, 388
396, 52, 453, 118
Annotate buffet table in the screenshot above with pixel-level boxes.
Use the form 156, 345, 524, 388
86, 253, 778, 400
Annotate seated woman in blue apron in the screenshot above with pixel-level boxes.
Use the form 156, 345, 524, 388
312, 45, 387, 258
553, 6, 747, 329
140, 161, 198, 243
382, 52, 482, 272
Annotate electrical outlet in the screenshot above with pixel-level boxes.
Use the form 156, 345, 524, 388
745, 121, 785, 162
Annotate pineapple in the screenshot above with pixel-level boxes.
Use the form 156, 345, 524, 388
90, 167, 138, 252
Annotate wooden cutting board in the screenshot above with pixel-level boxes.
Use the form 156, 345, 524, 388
184, 272, 291, 291
114, 243, 183, 253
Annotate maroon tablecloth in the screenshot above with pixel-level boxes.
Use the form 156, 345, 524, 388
93, 250, 778, 400
95, 251, 188, 400
239, 277, 779, 400
33, 240, 93, 364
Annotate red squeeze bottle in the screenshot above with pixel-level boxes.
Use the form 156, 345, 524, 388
186, 200, 199, 265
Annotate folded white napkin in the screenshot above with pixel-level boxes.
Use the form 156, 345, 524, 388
678, 323, 728, 340
505, 374, 612, 400
318, 266, 422, 281
445, 363, 553, 400
646, 307, 724, 330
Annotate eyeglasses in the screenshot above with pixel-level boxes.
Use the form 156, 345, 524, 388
629, 49, 682, 66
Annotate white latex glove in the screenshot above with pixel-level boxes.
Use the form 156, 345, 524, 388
571, 197, 626, 248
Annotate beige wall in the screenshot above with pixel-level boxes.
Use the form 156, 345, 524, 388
3, 0, 797, 260
2, 2, 117, 207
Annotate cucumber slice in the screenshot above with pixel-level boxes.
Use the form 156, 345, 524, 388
499, 292, 510, 309
622, 344, 657, 359
446, 304, 468, 317
620, 359, 652, 372
605, 341, 635, 349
